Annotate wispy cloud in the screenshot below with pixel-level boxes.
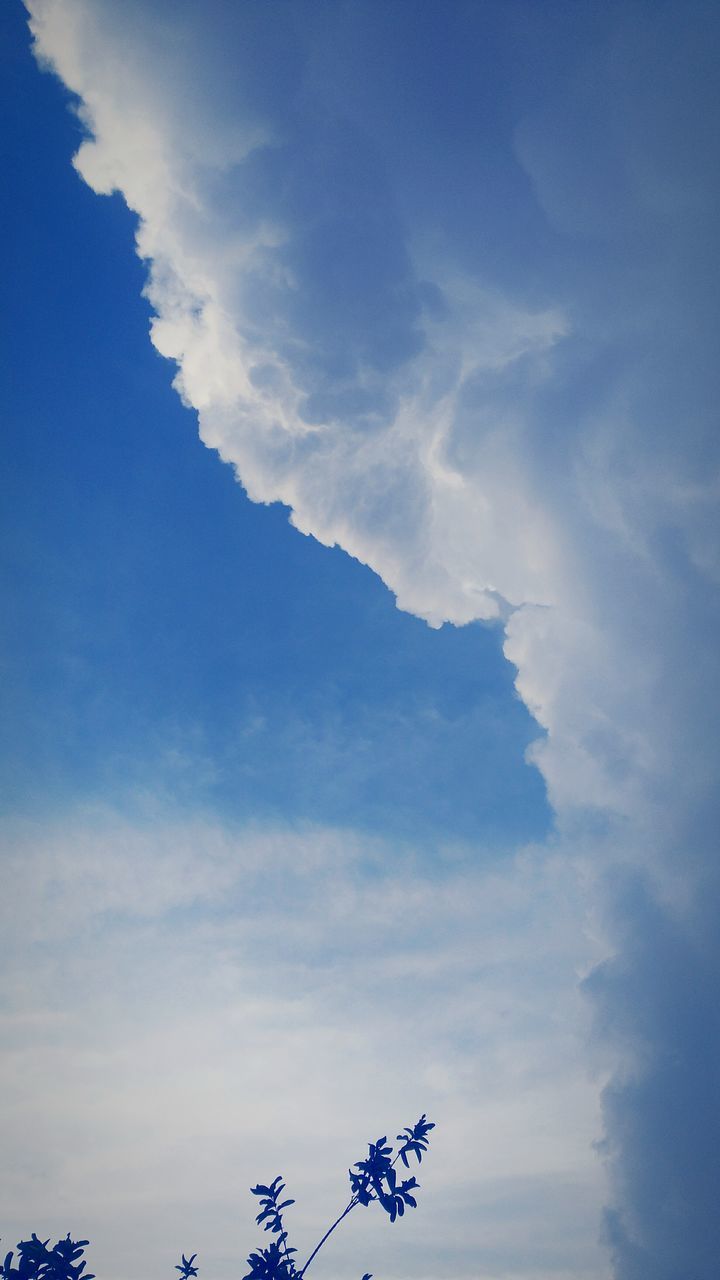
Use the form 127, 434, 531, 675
1, 811, 603, 1279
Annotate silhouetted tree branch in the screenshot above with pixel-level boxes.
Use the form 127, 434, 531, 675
2, 1113, 435, 1280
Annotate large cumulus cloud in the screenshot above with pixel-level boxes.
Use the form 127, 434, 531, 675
24, 0, 720, 1274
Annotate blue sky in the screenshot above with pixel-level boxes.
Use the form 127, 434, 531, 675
1, 0, 547, 846
2, 3, 719, 1279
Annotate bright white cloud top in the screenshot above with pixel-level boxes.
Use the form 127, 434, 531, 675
5, 2, 720, 1278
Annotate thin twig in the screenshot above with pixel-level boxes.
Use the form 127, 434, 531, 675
298, 1197, 358, 1278
299, 1145, 409, 1276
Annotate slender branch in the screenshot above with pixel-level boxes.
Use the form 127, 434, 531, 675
298, 1130, 425, 1277
276, 1205, 295, 1278
298, 1197, 358, 1278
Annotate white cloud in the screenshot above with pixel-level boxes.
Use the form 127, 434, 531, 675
25, 1, 718, 819
19, 1, 720, 1274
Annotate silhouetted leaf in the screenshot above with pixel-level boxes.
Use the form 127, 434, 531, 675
175, 1253, 199, 1278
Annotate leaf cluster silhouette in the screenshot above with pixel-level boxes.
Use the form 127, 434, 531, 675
243, 1114, 434, 1280
1, 1234, 94, 1280
3, 1114, 434, 1280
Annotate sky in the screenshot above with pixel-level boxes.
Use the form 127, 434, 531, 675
1, 2, 719, 1279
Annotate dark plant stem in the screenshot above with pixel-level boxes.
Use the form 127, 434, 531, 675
300, 1144, 411, 1277
299, 1197, 358, 1278
277, 1207, 295, 1278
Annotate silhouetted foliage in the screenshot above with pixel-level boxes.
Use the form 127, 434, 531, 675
174, 1256, 198, 1279
244, 1114, 435, 1280
248, 1175, 298, 1278
1, 1234, 94, 1280
5, 1114, 434, 1280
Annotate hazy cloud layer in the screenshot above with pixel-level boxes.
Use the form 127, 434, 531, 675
1, 812, 603, 1280
21, 1, 720, 1274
